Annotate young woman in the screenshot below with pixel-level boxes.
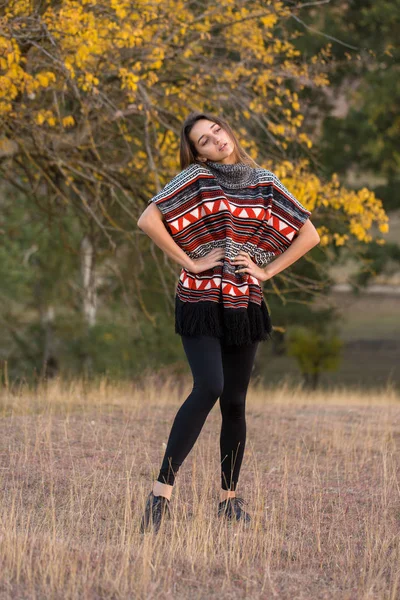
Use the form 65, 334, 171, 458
137, 110, 320, 533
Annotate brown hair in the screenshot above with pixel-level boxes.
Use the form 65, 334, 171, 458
179, 110, 259, 170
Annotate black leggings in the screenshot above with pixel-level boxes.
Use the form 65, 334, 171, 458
157, 335, 259, 491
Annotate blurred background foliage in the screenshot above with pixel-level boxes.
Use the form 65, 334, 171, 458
0, 0, 399, 389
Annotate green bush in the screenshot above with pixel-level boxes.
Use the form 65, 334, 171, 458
286, 325, 343, 390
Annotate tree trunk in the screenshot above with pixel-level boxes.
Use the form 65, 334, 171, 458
303, 371, 320, 390
80, 235, 97, 377
80, 235, 97, 328
40, 305, 58, 379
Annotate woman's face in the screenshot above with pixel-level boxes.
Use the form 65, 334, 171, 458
189, 119, 236, 164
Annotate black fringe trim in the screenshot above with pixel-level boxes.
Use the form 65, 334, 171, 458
175, 296, 273, 346
175, 297, 224, 338
248, 299, 274, 342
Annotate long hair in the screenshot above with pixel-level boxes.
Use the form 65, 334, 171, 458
179, 110, 259, 170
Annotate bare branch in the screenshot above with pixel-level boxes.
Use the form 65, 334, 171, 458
290, 14, 360, 51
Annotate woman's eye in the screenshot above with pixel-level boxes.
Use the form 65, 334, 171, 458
201, 127, 221, 146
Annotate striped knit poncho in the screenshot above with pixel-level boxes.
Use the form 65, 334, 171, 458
148, 159, 312, 346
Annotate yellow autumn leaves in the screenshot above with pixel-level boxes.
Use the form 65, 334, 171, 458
269, 160, 389, 246
34, 110, 75, 128
0, 0, 389, 248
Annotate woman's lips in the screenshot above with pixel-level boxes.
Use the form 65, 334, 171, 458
219, 142, 227, 151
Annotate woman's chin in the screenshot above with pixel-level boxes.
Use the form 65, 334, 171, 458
211, 148, 234, 162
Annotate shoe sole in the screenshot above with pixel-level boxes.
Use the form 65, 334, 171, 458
218, 512, 252, 525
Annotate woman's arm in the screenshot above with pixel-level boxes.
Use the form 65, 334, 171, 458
234, 219, 320, 280
137, 203, 225, 273
137, 203, 195, 270
261, 219, 320, 281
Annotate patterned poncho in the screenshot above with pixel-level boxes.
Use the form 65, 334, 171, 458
148, 159, 312, 346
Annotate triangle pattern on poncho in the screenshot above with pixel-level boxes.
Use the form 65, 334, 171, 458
148, 161, 312, 344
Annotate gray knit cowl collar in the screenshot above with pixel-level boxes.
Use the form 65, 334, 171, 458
204, 159, 256, 189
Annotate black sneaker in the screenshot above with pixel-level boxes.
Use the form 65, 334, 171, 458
140, 491, 171, 534
218, 496, 251, 524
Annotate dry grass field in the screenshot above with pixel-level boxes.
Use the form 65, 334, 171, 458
0, 377, 399, 599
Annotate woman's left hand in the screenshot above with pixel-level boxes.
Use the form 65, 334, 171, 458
232, 251, 266, 282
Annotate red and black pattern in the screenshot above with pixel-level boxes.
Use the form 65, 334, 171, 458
148, 162, 311, 345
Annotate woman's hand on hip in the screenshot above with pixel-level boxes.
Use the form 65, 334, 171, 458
189, 248, 225, 274
232, 251, 272, 282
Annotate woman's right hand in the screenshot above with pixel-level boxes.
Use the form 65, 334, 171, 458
188, 248, 225, 274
